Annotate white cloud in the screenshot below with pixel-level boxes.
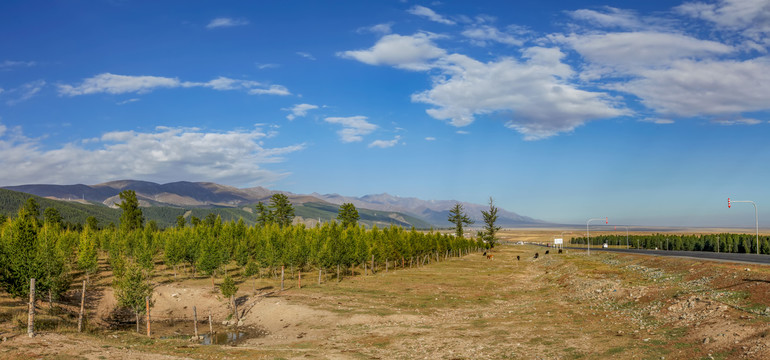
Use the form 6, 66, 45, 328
338, 33, 446, 71
0, 125, 304, 186
425, 136, 436, 141
324, 116, 378, 142
711, 118, 763, 125
368, 135, 401, 148
412, 48, 628, 140
5, 80, 45, 105
256, 63, 279, 69
116, 98, 140, 105
0, 60, 36, 69
284, 103, 319, 120
639, 118, 675, 124
569, 7, 645, 30
676, 0, 770, 33
359, 23, 393, 34
206, 17, 249, 29
462, 25, 523, 46
456, 130, 469, 135
407, 5, 455, 25
614, 58, 770, 117
297, 52, 316, 60
552, 32, 734, 78
58, 73, 290, 97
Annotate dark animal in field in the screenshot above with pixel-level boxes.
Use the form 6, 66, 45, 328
483, 251, 487, 257
545, 250, 549, 255
534, 252, 539, 259
516, 255, 520, 261
558, 249, 563, 254
486, 254, 494, 260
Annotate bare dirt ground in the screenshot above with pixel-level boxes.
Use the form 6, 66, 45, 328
1, 230, 770, 359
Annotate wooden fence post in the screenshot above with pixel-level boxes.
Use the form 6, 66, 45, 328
78, 279, 86, 332
208, 310, 213, 334
371, 255, 375, 274
386, 259, 389, 272
28, 278, 35, 338
146, 296, 151, 337
318, 268, 322, 285
281, 265, 285, 291
298, 270, 301, 289
193, 306, 199, 339
337, 264, 340, 282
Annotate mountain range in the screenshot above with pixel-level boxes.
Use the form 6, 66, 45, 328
3, 180, 546, 228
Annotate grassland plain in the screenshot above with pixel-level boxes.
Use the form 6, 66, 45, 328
1, 230, 770, 359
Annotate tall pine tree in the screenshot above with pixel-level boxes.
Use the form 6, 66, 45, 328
481, 197, 502, 248
447, 203, 473, 238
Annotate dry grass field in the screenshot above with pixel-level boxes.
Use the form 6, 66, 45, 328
1, 230, 770, 359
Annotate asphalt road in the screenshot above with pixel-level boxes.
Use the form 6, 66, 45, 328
558, 246, 770, 265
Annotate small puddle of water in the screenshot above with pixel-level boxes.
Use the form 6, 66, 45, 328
200, 331, 248, 345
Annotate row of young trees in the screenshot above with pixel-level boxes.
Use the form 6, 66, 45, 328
571, 233, 770, 254
0, 191, 482, 327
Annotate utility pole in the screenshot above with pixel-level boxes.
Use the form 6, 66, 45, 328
586, 217, 608, 255
728, 198, 760, 255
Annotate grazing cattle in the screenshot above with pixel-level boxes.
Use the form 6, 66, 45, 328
534, 252, 539, 259
516, 255, 520, 261
545, 250, 549, 255
486, 254, 494, 260
483, 251, 487, 257
558, 249, 563, 254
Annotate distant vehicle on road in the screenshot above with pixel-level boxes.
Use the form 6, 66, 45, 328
602, 243, 608, 248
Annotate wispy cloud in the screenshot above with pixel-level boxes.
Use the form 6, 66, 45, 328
116, 98, 140, 105
296, 52, 316, 60
368, 135, 401, 148
358, 23, 393, 34
0, 124, 304, 186
639, 117, 674, 124
206, 17, 249, 29
425, 136, 436, 141
5, 80, 46, 105
461, 25, 524, 46
407, 5, 455, 25
256, 63, 279, 70
58, 73, 290, 97
712, 118, 763, 126
324, 116, 378, 142
0, 60, 36, 69
284, 103, 319, 120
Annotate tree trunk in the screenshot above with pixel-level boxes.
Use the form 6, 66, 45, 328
337, 264, 340, 282
211, 275, 215, 287
318, 268, 322, 285
281, 266, 285, 291
298, 270, 301, 289
146, 296, 151, 337
135, 310, 140, 334
48, 289, 53, 313
386, 260, 389, 272
371, 255, 375, 275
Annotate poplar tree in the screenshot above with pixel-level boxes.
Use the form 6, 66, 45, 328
337, 203, 360, 228
447, 203, 473, 238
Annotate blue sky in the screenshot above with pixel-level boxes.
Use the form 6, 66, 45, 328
1, 0, 770, 227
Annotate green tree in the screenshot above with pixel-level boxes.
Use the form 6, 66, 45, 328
43, 207, 62, 228
23, 198, 41, 221
269, 194, 294, 228
113, 261, 153, 333
480, 197, 501, 248
118, 190, 144, 232
176, 215, 186, 228
77, 228, 99, 279
0, 206, 41, 298
447, 203, 473, 238
337, 203, 360, 228
86, 216, 99, 231
220, 275, 239, 320
255, 202, 273, 227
